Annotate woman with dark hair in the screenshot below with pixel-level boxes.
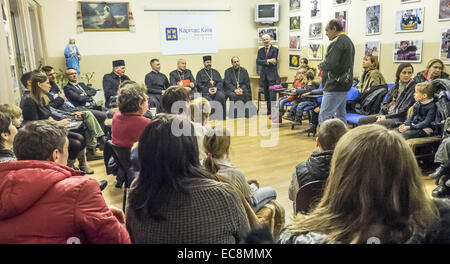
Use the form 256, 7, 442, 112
21, 73, 88, 171
126, 114, 250, 244
358, 63, 416, 128
279, 124, 450, 244
414, 58, 449, 83
0, 112, 17, 162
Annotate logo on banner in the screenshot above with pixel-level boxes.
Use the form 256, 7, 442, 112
166, 27, 178, 41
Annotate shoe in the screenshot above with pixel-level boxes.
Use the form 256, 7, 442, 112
291, 116, 302, 125
283, 113, 295, 121
67, 159, 79, 171
79, 165, 94, 174
302, 124, 317, 137
97, 136, 106, 151
432, 184, 450, 198
429, 165, 448, 179
86, 148, 103, 161
98, 180, 108, 191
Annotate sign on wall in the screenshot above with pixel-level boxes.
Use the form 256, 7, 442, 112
160, 13, 218, 55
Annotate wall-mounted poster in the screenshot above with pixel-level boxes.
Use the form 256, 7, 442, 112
258, 27, 278, 42
365, 41, 380, 59
290, 16, 301, 31
79, 2, 130, 31
309, 22, 322, 39
308, 43, 323, 60
310, 0, 321, 18
366, 5, 381, 35
393, 40, 422, 63
289, 54, 301, 68
333, 0, 350, 6
289, 35, 301, 50
335, 11, 347, 33
440, 29, 450, 64
290, 0, 301, 11
395, 8, 424, 33
439, 0, 450, 21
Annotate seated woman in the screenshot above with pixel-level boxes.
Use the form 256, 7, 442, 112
357, 55, 386, 93
126, 114, 250, 243
414, 59, 449, 83
278, 124, 450, 244
21, 73, 89, 172
0, 112, 18, 162
203, 126, 277, 212
358, 63, 416, 128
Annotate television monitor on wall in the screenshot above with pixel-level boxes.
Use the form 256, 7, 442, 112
255, 2, 279, 24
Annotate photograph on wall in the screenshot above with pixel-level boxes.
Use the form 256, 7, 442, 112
440, 28, 450, 64
365, 41, 380, 60
289, 35, 301, 50
335, 11, 347, 33
290, 16, 301, 31
395, 8, 424, 33
366, 4, 381, 35
308, 43, 323, 60
309, 22, 322, 39
401, 0, 420, 3
290, 0, 301, 11
310, 0, 321, 18
79, 2, 130, 31
258, 27, 278, 42
289, 54, 301, 68
393, 40, 422, 63
333, 0, 350, 6
439, 0, 450, 21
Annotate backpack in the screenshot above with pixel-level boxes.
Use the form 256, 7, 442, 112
347, 84, 388, 115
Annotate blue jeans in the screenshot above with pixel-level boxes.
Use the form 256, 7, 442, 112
319, 91, 348, 125
295, 101, 316, 118
249, 186, 277, 212
277, 96, 290, 113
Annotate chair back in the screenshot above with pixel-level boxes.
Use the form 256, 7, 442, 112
347, 87, 359, 101
295, 180, 326, 214
109, 142, 133, 186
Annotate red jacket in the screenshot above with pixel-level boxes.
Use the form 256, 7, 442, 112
0, 160, 131, 244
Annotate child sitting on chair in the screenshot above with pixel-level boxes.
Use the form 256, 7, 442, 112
284, 71, 319, 123
398, 82, 436, 139
275, 67, 307, 119
288, 119, 348, 204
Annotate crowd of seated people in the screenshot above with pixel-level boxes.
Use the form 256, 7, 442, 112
2, 55, 450, 245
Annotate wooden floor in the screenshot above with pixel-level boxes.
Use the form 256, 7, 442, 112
87, 111, 439, 226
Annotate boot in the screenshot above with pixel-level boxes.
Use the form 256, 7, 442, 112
283, 112, 295, 121
86, 147, 103, 161
67, 159, 79, 170
429, 164, 448, 180
97, 136, 106, 151
77, 149, 94, 174
98, 180, 108, 191
291, 116, 302, 125
302, 123, 317, 137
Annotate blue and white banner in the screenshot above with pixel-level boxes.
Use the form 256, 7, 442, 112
160, 13, 218, 55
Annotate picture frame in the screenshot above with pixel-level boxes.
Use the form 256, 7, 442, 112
308, 43, 323, 60
440, 28, 450, 64
366, 4, 381, 35
289, 54, 301, 68
393, 40, 422, 63
289, 35, 301, 50
79, 2, 130, 31
309, 22, 323, 39
310, 0, 321, 18
290, 0, 301, 11
395, 7, 424, 33
333, 0, 350, 7
439, 0, 450, 21
335, 10, 348, 33
258, 27, 278, 42
400, 0, 420, 4
365, 41, 381, 61
290, 16, 301, 31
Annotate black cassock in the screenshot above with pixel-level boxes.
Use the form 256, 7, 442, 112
144, 71, 169, 112
223, 66, 256, 118
196, 68, 227, 120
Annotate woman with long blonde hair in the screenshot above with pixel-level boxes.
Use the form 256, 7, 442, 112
278, 124, 450, 244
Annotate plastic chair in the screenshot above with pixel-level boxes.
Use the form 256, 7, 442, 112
295, 180, 326, 215
347, 86, 359, 101
106, 141, 134, 211
291, 84, 323, 130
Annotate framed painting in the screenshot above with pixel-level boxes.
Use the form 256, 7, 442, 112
79, 2, 130, 31
393, 40, 422, 63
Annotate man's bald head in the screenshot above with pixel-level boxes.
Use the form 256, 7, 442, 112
177, 58, 187, 71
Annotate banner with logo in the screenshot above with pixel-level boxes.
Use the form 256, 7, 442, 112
160, 13, 218, 55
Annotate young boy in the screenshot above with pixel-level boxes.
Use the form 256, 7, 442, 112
284, 71, 319, 123
288, 119, 348, 203
398, 82, 436, 139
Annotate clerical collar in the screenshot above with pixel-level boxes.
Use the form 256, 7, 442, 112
69, 81, 79, 86
152, 70, 159, 74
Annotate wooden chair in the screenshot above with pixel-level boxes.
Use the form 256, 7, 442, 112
295, 180, 326, 215
407, 136, 442, 165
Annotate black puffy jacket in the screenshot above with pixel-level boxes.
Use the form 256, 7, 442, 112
296, 150, 333, 188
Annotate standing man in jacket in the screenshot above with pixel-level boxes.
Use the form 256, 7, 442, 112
319, 19, 355, 124
102, 60, 131, 108
256, 34, 279, 116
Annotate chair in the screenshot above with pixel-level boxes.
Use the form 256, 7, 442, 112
295, 180, 326, 215
106, 141, 134, 211
257, 82, 291, 114
291, 84, 323, 130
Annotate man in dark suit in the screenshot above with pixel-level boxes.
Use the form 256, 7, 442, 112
64, 68, 107, 134
102, 60, 131, 108
256, 34, 279, 116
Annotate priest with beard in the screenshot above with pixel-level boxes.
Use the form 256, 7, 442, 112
195, 56, 226, 120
